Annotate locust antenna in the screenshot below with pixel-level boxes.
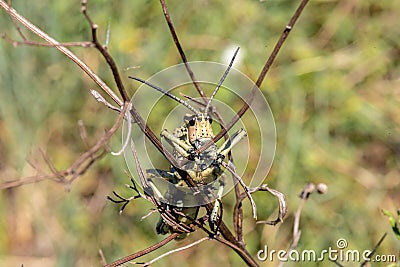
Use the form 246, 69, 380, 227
129, 76, 200, 114
205, 47, 240, 116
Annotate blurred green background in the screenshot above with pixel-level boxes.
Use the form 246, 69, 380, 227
0, 0, 399, 266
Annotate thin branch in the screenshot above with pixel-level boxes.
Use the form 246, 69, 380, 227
214, 235, 259, 267
107, 179, 143, 214
78, 120, 90, 150
331, 261, 345, 267
223, 161, 257, 220
0, 0, 123, 106
141, 237, 210, 266
7, 0, 27, 41
277, 183, 328, 267
360, 233, 387, 267
275, 183, 314, 267
0, 102, 129, 189
111, 103, 132, 155
90, 89, 122, 113
233, 189, 244, 246
141, 209, 158, 221
292, 183, 314, 246
39, 148, 60, 178
223, 158, 252, 247
104, 233, 180, 267
253, 185, 287, 226
25, 156, 46, 176
68, 101, 129, 184
207, 0, 310, 149
1, 33, 94, 47
81, 0, 130, 102
1, 173, 62, 189
159, 0, 206, 99
229, 154, 245, 246
99, 249, 107, 266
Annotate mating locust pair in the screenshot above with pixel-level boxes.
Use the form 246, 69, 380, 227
129, 48, 246, 239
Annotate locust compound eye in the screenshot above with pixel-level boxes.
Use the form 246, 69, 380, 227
209, 118, 213, 124
188, 119, 196, 126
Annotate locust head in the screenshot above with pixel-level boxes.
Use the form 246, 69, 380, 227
186, 113, 214, 144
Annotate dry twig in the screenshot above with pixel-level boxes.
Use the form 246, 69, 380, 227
276, 182, 328, 267
0, 102, 130, 189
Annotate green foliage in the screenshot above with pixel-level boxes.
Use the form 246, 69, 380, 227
383, 209, 400, 240
0, 0, 399, 266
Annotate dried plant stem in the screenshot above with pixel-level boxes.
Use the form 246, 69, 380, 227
210, 0, 310, 147
81, 0, 129, 102
360, 233, 387, 267
159, 0, 206, 99
104, 233, 180, 267
1, 33, 94, 47
142, 237, 210, 266
276, 183, 328, 267
0, 102, 129, 189
223, 161, 257, 219
0, 0, 123, 107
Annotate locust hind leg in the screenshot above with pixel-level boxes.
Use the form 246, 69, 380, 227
147, 168, 199, 239
146, 169, 178, 234
146, 169, 177, 201
216, 128, 247, 159
161, 129, 192, 158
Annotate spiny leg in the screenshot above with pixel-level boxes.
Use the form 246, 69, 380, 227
146, 169, 177, 201
216, 128, 247, 159
209, 179, 225, 232
161, 129, 192, 158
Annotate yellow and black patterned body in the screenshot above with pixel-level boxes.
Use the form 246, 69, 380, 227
151, 113, 223, 238
130, 48, 245, 237
148, 111, 247, 237
147, 112, 246, 238
180, 113, 222, 185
